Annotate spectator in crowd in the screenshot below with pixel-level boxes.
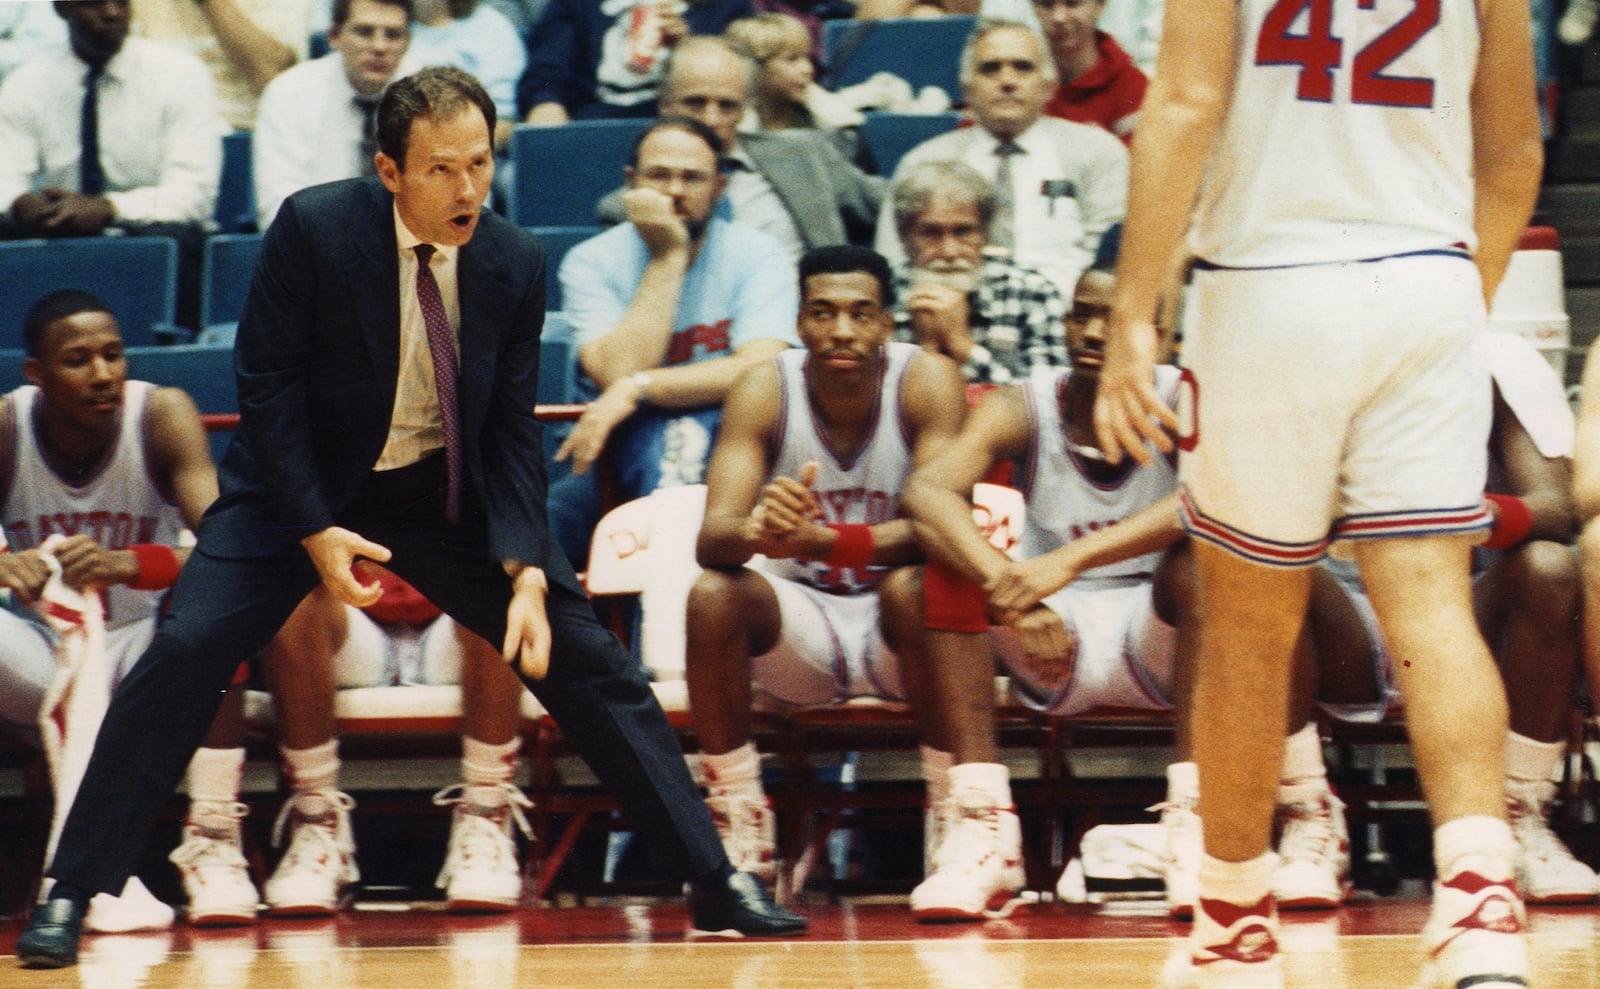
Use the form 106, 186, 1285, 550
1243, 332, 1593, 915
551, 117, 798, 567
134, 0, 309, 131
888, 159, 1067, 385
516, 0, 752, 124
255, 0, 426, 231
0, 0, 224, 334
875, 19, 1127, 296
898, 259, 1186, 920
1033, 0, 1144, 144
686, 245, 964, 889
411, 0, 526, 152
723, 12, 858, 159
484, 0, 551, 32
0, 290, 341, 930
1096, 0, 1159, 73
256, 567, 539, 915
601, 36, 885, 262
0, 1, 65, 84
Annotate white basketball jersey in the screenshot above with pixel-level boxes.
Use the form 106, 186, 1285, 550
1190, 0, 1479, 268
2, 381, 184, 628
762, 342, 919, 594
1016, 365, 1181, 581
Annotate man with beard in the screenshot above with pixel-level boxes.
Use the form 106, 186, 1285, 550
549, 116, 798, 567
888, 158, 1068, 387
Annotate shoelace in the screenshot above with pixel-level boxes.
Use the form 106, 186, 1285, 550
432, 783, 534, 842
1508, 794, 1574, 864
170, 811, 250, 871
270, 790, 358, 861
1277, 796, 1342, 863
934, 792, 1009, 874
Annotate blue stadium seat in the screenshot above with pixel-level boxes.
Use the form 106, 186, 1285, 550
0, 237, 178, 349
215, 131, 257, 234
822, 16, 977, 104
200, 232, 265, 337
508, 120, 652, 228
859, 111, 963, 177
527, 226, 600, 310
128, 344, 238, 462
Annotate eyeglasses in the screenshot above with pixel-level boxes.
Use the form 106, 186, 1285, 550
345, 24, 408, 43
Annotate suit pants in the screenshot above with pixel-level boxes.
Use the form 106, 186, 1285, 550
48, 456, 728, 893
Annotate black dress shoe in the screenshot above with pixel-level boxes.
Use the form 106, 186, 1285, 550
687, 870, 807, 937
15, 897, 86, 969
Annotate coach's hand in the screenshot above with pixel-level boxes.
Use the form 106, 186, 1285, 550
504, 565, 552, 680
302, 527, 392, 608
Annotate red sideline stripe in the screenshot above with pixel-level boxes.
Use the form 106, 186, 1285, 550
1179, 496, 1325, 566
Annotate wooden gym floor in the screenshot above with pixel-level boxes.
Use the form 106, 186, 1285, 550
4, 891, 1600, 988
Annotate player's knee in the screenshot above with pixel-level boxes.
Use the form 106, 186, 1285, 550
1511, 539, 1582, 620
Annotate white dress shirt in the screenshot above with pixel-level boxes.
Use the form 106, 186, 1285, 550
376, 207, 463, 472
254, 51, 428, 229
723, 143, 806, 263
0, 38, 223, 225
876, 116, 1128, 296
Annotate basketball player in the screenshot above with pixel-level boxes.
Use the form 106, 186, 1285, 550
0, 290, 338, 929
1094, 0, 1544, 986
686, 244, 966, 886
901, 260, 1188, 920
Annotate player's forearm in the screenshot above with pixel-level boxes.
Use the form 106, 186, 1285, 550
1066, 493, 1185, 574
1472, 144, 1543, 304
197, 0, 297, 92
696, 518, 759, 569
905, 485, 1008, 585
631, 341, 788, 410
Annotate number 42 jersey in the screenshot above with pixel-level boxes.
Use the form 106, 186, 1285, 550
1191, 0, 1479, 269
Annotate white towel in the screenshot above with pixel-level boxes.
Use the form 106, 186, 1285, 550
1486, 331, 1575, 459
35, 534, 173, 933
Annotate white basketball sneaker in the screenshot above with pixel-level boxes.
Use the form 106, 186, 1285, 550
1415, 865, 1528, 989
1271, 786, 1351, 910
433, 783, 533, 912
909, 787, 1025, 922
263, 790, 358, 916
169, 801, 260, 926
1165, 894, 1283, 989
1507, 778, 1599, 905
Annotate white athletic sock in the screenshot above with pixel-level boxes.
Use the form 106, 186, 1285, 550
1167, 761, 1199, 805
1434, 815, 1515, 881
187, 746, 245, 830
701, 742, 762, 798
921, 746, 953, 807
280, 739, 340, 814
1505, 731, 1564, 785
462, 735, 521, 806
1197, 851, 1276, 907
1280, 723, 1327, 784
948, 762, 1012, 807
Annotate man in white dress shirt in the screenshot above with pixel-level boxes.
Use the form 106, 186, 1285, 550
874, 19, 1127, 297
255, 0, 424, 230
0, 0, 224, 332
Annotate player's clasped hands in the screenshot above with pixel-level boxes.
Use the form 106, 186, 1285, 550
743, 461, 826, 558
0, 547, 51, 604
984, 555, 1068, 624
1008, 606, 1077, 694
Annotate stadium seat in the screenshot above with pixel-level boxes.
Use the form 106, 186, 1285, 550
199, 232, 265, 338
214, 131, 257, 234
822, 16, 978, 104
507, 119, 653, 228
859, 111, 963, 178
0, 237, 178, 349
528, 225, 600, 310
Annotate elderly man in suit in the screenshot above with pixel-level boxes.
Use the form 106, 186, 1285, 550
15, 65, 803, 970
601, 35, 883, 261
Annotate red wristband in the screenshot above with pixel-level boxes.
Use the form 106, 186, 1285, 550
128, 544, 181, 590
825, 524, 874, 569
1483, 493, 1533, 551
922, 558, 990, 632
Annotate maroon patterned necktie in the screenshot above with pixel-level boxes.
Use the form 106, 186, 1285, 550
412, 244, 462, 523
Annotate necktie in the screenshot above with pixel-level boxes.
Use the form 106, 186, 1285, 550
413, 244, 463, 523
80, 64, 105, 196
355, 95, 381, 176
991, 141, 1022, 250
